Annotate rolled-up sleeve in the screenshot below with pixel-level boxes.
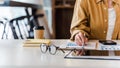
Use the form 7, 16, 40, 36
70, 0, 90, 41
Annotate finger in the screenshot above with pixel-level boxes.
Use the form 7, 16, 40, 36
78, 33, 85, 43
75, 34, 82, 46
75, 34, 82, 43
79, 33, 88, 44
75, 40, 82, 46
84, 38, 88, 45
85, 38, 88, 42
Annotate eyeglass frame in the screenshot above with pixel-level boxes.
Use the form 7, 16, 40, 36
40, 43, 65, 55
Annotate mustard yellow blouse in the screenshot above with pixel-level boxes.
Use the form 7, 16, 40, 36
70, 0, 120, 40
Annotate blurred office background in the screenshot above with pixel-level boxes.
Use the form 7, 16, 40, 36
0, 0, 75, 39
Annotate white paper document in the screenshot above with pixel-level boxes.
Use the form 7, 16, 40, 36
60, 40, 120, 51
60, 40, 97, 50
98, 43, 120, 51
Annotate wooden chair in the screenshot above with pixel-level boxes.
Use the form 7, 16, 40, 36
9, 14, 44, 39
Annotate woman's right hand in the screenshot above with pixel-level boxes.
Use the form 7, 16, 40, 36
74, 32, 88, 46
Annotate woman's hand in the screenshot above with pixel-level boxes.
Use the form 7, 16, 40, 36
74, 32, 88, 46
74, 32, 88, 56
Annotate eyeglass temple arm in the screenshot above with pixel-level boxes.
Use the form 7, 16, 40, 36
59, 48, 65, 53
64, 49, 76, 58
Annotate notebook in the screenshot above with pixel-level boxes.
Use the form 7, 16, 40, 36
23, 39, 51, 47
64, 54, 120, 60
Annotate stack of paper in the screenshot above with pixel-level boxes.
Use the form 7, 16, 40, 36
23, 39, 51, 47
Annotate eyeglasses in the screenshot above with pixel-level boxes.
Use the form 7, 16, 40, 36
40, 43, 65, 55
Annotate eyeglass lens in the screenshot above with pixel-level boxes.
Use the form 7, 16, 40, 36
40, 44, 48, 53
49, 45, 57, 55
40, 44, 57, 55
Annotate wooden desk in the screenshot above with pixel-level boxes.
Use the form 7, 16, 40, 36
0, 40, 120, 68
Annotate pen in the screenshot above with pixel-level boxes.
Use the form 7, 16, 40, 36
82, 43, 84, 49
81, 33, 86, 55
81, 42, 85, 55
82, 33, 86, 49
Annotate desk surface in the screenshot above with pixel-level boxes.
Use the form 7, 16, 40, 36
0, 40, 120, 68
